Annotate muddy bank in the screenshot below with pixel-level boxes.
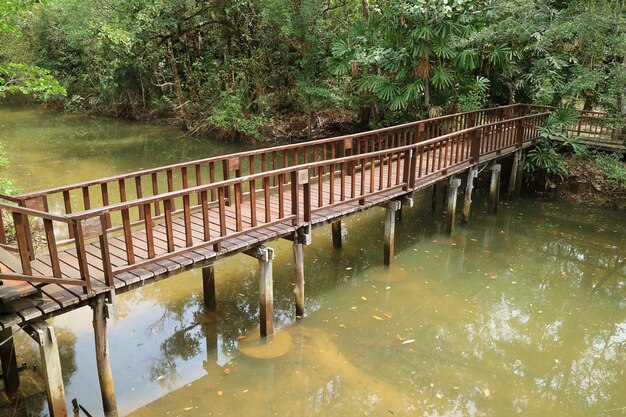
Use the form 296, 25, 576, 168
555, 156, 626, 209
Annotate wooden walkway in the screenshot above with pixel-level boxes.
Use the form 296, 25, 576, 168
0, 103, 622, 330
0, 103, 622, 417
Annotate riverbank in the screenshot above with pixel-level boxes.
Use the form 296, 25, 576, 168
554, 155, 626, 210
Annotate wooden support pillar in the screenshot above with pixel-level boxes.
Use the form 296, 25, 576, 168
446, 177, 462, 233
395, 205, 403, 221
395, 195, 414, 222
331, 220, 342, 249
244, 246, 275, 337
384, 200, 402, 266
508, 151, 521, 197
292, 228, 310, 319
0, 327, 19, 400
202, 265, 216, 310
92, 294, 117, 417
431, 183, 438, 213
462, 167, 478, 225
293, 241, 305, 319
488, 163, 502, 213
515, 152, 525, 194
25, 321, 68, 417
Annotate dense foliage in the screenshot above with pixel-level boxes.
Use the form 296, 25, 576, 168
1, 0, 624, 140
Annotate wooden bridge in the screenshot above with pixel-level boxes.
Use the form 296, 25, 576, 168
0, 103, 620, 416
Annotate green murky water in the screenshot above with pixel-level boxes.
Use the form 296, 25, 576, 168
1, 106, 625, 417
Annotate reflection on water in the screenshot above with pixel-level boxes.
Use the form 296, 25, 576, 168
1, 107, 624, 417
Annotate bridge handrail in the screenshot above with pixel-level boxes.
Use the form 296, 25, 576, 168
13, 103, 523, 201
0, 104, 525, 241
0, 109, 550, 290
523, 104, 624, 143
67, 112, 547, 220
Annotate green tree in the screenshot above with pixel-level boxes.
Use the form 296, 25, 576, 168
0, 0, 66, 99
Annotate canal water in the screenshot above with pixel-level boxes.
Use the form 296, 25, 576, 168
1, 105, 625, 417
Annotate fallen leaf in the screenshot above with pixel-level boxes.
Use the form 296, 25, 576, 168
223, 369, 231, 375
346, 267, 353, 270
383, 312, 393, 318
483, 388, 491, 397
184, 407, 193, 411
395, 333, 404, 341
372, 315, 384, 321
351, 306, 358, 311
156, 375, 165, 381
217, 391, 223, 396
361, 296, 368, 301
402, 339, 415, 345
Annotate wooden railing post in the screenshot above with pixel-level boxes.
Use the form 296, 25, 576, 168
290, 171, 300, 226
72, 219, 92, 294
341, 138, 353, 175
12, 212, 32, 275
470, 127, 481, 164
516, 117, 525, 149
300, 170, 311, 224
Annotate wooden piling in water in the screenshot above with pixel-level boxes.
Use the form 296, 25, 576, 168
431, 183, 438, 213
293, 240, 305, 318
25, 321, 68, 417
202, 265, 216, 310
331, 220, 342, 248
384, 200, 401, 266
0, 327, 19, 400
515, 152, 525, 194
508, 151, 521, 196
488, 163, 502, 213
446, 177, 462, 233
245, 246, 275, 336
461, 167, 478, 225
92, 294, 118, 417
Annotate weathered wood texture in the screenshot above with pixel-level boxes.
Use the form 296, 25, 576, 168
0, 105, 556, 329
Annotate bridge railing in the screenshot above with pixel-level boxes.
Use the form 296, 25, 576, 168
0, 202, 97, 292
0, 108, 548, 291
58, 111, 547, 282
0, 104, 525, 245
524, 104, 624, 145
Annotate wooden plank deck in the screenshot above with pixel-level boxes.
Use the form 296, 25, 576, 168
0, 105, 581, 329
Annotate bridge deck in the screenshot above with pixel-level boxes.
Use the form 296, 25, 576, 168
0, 103, 618, 330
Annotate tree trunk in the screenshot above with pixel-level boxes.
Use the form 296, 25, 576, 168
361, 0, 369, 22
166, 39, 191, 130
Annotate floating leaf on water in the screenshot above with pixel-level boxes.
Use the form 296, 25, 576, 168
435, 393, 443, 399
223, 369, 231, 375
383, 312, 393, 318
372, 315, 384, 320
217, 391, 223, 396
483, 388, 491, 397
351, 306, 358, 311
402, 339, 415, 345
156, 375, 165, 381
346, 267, 353, 270
396, 333, 404, 341
386, 286, 391, 290
361, 296, 367, 301
184, 407, 193, 411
